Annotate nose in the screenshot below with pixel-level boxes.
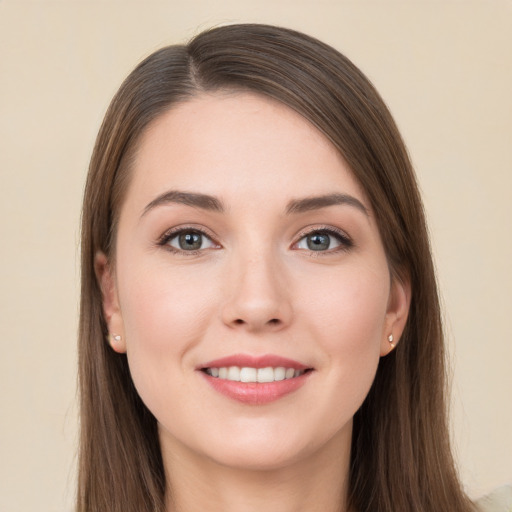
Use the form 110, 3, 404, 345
221, 250, 292, 333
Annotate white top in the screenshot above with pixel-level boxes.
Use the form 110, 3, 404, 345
476, 485, 512, 512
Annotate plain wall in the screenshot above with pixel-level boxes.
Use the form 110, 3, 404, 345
0, 1, 510, 510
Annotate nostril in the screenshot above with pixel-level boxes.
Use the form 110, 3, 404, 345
232, 318, 280, 327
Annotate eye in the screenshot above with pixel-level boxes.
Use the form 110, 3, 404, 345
295, 229, 352, 252
162, 229, 218, 252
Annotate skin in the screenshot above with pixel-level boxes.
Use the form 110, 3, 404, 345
96, 91, 410, 512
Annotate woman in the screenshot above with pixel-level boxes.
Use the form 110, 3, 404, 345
78, 23, 481, 511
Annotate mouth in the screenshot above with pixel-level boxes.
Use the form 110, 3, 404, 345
198, 354, 314, 404
202, 366, 310, 382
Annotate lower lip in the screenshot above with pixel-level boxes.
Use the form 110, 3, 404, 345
200, 371, 312, 405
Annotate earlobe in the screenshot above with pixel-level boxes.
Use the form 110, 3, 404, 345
94, 251, 127, 353
380, 276, 411, 356
107, 333, 126, 354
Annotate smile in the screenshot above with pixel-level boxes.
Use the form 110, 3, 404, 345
198, 354, 313, 405
203, 366, 307, 382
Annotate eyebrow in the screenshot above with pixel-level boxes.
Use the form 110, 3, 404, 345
285, 193, 369, 216
141, 190, 368, 218
142, 190, 225, 217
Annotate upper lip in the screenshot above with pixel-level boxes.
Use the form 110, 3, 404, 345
198, 353, 311, 370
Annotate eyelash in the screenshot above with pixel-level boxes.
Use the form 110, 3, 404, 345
293, 226, 354, 256
157, 225, 220, 256
156, 225, 354, 256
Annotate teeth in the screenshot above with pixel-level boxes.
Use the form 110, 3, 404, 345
205, 366, 306, 382
274, 367, 286, 381
227, 366, 240, 381
257, 367, 274, 383
240, 367, 257, 383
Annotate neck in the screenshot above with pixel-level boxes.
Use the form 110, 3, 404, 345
161, 425, 352, 512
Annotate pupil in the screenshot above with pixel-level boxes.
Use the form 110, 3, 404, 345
307, 232, 330, 251
179, 232, 201, 250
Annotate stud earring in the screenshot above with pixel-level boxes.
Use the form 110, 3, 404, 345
388, 334, 395, 349
112, 334, 122, 342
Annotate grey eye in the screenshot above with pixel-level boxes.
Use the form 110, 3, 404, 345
296, 231, 342, 251
168, 230, 215, 251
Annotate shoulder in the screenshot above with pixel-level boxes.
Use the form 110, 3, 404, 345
476, 485, 512, 512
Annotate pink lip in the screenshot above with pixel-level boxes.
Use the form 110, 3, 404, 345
198, 353, 310, 370
197, 353, 313, 405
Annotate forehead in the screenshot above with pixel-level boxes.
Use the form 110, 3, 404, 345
126, 91, 368, 210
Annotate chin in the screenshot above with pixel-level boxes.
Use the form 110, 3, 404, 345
190, 416, 352, 473
216, 440, 306, 471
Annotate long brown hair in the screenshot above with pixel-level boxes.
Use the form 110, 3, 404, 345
78, 23, 475, 512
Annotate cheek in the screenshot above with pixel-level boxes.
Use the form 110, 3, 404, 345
303, 261, 389, 341
119, 260, 219, 343
300, 263, 389, 389
116, 260, 220, 399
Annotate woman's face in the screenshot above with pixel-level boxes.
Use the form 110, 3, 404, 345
98, 91, 409, 471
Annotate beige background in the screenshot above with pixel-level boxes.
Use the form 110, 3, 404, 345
1, 1, 511, 510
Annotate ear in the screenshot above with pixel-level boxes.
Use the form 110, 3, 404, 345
94, 251, 127, 353
380, 275, 411, 356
